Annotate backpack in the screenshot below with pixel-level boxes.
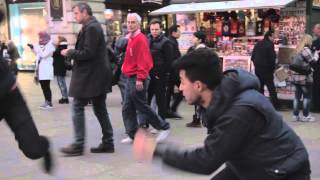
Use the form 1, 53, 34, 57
289, 53, 312, 75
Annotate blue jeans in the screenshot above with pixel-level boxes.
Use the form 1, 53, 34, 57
56, 76, 68, 98
293, 84, 312, 117
122, 76, 170, 139
72, 94, 113, 146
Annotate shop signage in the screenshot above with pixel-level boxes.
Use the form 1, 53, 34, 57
141, 0, 163, 5
50, 0, 63, 21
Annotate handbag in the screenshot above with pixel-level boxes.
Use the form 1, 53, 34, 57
289, 53, 312, 75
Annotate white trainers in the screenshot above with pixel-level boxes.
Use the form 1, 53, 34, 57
39, 101, 53, 110
293, 115, 300, 121
121, 137, 133, 144
300, 115, 315, 122
156, 129, 170, 143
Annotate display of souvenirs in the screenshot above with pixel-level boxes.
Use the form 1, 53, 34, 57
222, 20, 230, 36
230, 19, 238, 36
215, 18, 223, 36
246, 18, 256, 36
238, 21, 246, 36
256, 20, 263, 35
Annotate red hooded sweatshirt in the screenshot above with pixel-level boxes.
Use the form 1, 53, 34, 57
122, 31, 153, 81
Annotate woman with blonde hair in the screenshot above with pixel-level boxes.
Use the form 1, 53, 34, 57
291, 34, 319, 122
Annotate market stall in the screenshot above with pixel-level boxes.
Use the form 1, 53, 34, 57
150, 0, 315, 100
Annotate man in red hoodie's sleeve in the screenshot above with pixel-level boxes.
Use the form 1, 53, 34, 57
120, 13, 170, 144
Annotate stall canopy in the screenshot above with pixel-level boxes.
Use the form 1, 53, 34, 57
150, 0, 295, 15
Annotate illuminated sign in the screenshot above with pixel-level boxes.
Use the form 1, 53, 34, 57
141, 0, 163, 5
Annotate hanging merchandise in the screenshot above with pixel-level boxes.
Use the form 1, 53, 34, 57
246, 18, 256, 36
256, 20, 263, 35
264, 18, 271, 33
215, 17, 223, 37
230, 19, 238, 36
238, 10, 246, 37
222, 16, 230, 36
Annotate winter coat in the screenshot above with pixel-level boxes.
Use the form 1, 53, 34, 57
53, 42, 68, 76
34, 41, 55, 81
0, 59, 15, 99
251, 39, 276, 74
66, 16, 112, 98
155, 69, 310, 180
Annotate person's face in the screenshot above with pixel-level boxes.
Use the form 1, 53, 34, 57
73, 6, 87, 24
179, 70, 201, 105
313, 26, 320, 37
150, 23, 161, 38
127, 15, 139, 33
191, 35, 201, 45
172, 28, 181, 39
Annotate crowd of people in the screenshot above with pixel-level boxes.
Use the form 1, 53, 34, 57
1, 2, 319, 179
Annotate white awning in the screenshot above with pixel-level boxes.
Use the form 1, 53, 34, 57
150, 0, 295, 15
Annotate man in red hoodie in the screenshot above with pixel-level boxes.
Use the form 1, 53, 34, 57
121, 13, 170, 144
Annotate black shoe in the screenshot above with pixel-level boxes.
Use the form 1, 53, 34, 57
186, 121, 201, 127
90, 143, 114, 153
58, 98, 69, 104
60, 143, 83, 156
43, 150, 53, 174
166, 111, 182, 119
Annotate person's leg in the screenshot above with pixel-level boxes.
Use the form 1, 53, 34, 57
122, 78, 138, 139
0, 88, 53, 173
211, 166, 240, 180
91, 93, 114, 145
264, 74, 279, 108
255, 71, 265, 95
117, 73, 127, 103
56, 76, 68, 100
154, 74, 167, 119
293, 84, 302, 118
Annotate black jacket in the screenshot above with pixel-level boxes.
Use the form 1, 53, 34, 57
53, 43, 67, 76
155, 69, 310, 180
67, 16, 112, 98
0, 60, 15, 99
168, 35, 181, 61
148, 33, 173, 75
251, 39, 276, 74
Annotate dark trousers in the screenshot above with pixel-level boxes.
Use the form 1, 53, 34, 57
165, 73, 183, 112
255, 70, 279, 108
39, 80, 51, 102
122, 76, 170, 139
312, 70, 320, 112
72, 93, 113, 146
0, 88, 49, 159
212, 165, 310, 180
148, 73, 168, 119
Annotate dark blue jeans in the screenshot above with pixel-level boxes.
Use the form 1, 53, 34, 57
72, 93, 113, 146
122, 76, 170, 139
293, 84, 312, 117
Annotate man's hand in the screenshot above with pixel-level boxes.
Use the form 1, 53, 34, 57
60, 49, 70, 57
136, 80, 144, 91
133, 129, 156, 162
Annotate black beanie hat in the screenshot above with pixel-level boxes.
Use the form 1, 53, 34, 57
193, 31, 206, 43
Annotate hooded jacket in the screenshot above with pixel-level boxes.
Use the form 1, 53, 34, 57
155, 69, 310, 180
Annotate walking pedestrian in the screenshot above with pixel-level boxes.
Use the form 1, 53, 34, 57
60, 2, 114, 156
311, 24, 320, 112
121, 13, 170, 144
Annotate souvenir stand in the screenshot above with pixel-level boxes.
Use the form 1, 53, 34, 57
150, 0, 319, 100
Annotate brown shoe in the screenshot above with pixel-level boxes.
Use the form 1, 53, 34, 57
60, 143, 83, 156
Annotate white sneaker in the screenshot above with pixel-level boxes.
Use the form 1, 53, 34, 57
121, 137, 133, 144
149, 128, 159, 134
300, 115, 315, 122
156, 129, 170, 143
39, 102, 53, 110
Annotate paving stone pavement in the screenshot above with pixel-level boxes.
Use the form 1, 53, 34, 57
0, 72, 319, 180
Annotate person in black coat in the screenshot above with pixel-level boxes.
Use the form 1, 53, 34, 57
0, 55, 53, 174
311, 24, 320, 112
60, 2, 114, 156
7, 40, 20, 75
251, 30, 280, 109
133, 49, 310, 180
53, 36, 69, 104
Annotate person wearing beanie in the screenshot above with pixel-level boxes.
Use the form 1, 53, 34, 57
185, 30, 207, 128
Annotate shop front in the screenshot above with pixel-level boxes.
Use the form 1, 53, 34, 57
151, 0, 319, 99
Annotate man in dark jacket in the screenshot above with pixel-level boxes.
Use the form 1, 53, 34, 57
60, 2, 114, 156
147, 19, 174, 120
311, 24, 320, 112
165, 24, 183, 119
0, 60, 53, 174
133, 49, 310, 180
251, 30, 280, 109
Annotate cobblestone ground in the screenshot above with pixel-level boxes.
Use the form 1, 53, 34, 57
0, 72, 319, 180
